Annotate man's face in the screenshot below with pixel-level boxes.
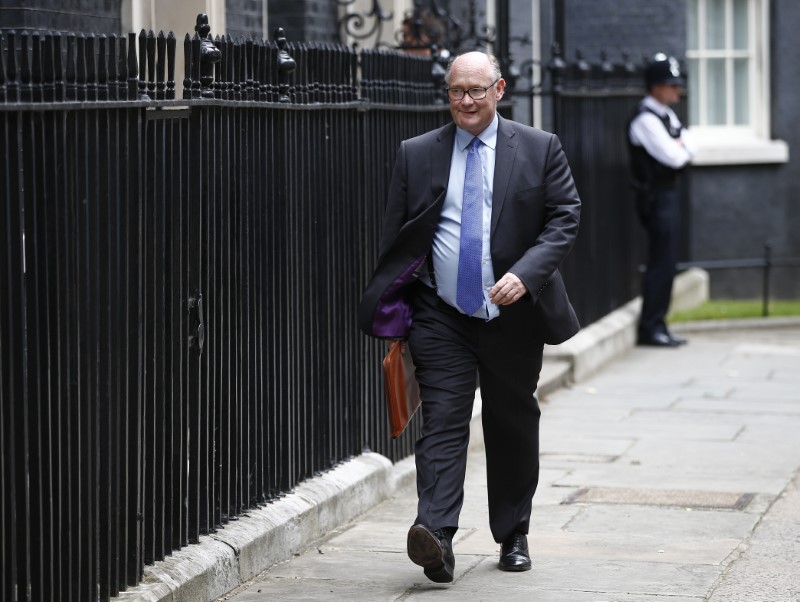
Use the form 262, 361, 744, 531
447, 52, 505, 136
651, 83, 682, 106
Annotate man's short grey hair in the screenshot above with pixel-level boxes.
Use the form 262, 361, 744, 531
444, 52, 503, 86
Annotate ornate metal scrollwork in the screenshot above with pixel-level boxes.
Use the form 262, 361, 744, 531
337, 0, 495, 57
274, 28, 297, 103
454, 0, 495, 52
195, 13, 221, 98
337, 0, 394, 49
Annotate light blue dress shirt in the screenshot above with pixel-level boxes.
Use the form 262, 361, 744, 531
430, 114, 499, 320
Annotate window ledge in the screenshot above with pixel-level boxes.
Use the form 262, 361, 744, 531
691, 137, 789, 166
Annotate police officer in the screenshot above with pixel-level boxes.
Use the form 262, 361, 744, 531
628, 53, 696, 347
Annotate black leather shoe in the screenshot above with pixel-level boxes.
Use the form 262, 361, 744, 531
407, 524, 455, 583
637, 332, 681, 347
667, 332, 688, 345
498, 532, 531, 572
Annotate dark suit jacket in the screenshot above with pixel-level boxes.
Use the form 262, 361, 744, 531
359, 115, 581, 345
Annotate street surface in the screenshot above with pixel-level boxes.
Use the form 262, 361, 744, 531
220, 325, 800, 602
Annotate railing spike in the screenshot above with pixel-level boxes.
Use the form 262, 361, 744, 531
31, 32, 43, 102
146, 30, 156, 98
76, 33, 87, 101
156, 31, 166, 100
138, 29, 150, 100
183, 33, 192, 99
108, 34, 118, 100
0, 32, 7, 103
98, 34, 109, 101
65, 33, 76, 100
118, 34, 128, 99
87, 34, 99, 101
191, 33, 201, 98
128, 31, 139, 100
166, 31, 176, 100
20, 31, 31, 102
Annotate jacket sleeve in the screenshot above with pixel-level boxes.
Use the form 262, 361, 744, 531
378, 141, 409, 261
509, 134, 581, 302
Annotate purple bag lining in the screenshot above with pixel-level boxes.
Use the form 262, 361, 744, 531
371, 255, 426, 338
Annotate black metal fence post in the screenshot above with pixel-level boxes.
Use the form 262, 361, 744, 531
195, 14, 221, 98
275, 28, 296, 102
127, 32, 138, 100
0, 32, 7, 103
763, 243, 772, 317
137, 30, 148, 100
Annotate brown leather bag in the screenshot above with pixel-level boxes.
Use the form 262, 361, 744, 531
382, 340, 421, 438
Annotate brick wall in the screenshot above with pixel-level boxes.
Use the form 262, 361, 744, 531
563, 0, 686, 64
226, 0, 264, 39
268, 0, 339, 43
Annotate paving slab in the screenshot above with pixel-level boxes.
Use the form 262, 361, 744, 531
216, 324, 800, 602
707, 470, 800, 602
456, 557, 722, 598
673, 398, 800, 414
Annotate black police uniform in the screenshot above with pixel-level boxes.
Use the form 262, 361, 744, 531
628, 54, 692, 347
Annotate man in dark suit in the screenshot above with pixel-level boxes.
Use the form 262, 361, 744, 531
359, 51, 581, 582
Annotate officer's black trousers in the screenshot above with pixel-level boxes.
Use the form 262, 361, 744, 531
639, 186, 680, 339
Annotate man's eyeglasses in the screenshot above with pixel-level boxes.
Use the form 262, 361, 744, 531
446, 79, 500, 101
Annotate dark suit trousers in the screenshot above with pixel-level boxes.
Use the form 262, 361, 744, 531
639, 186, 680, 338
408, 283, 544, 544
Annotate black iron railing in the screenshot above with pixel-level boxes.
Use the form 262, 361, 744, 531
552, 87, 651, 324
0, 16, 451, 602
676, 244, 800, 317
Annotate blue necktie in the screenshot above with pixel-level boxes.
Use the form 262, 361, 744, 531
456, 137, 484, 316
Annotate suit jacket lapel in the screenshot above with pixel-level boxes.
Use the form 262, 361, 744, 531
491, 116, 518, 236
432, 123, 455, 198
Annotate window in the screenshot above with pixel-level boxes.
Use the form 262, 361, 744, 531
686, 0, 787, 164
687, 0, 751, 127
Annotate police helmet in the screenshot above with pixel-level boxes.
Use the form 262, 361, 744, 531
644, 53, 685, 88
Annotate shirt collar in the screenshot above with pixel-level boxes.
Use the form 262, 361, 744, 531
643, 95, 669, 115
456, 113, 499, 151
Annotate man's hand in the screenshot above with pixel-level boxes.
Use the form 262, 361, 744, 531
489, 273, 528, 306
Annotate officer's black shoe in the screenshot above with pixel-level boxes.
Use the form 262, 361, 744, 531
668, 332, 688, 345
637, 332, 681, 347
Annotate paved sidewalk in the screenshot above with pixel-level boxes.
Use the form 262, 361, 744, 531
218, 324, 800, 602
